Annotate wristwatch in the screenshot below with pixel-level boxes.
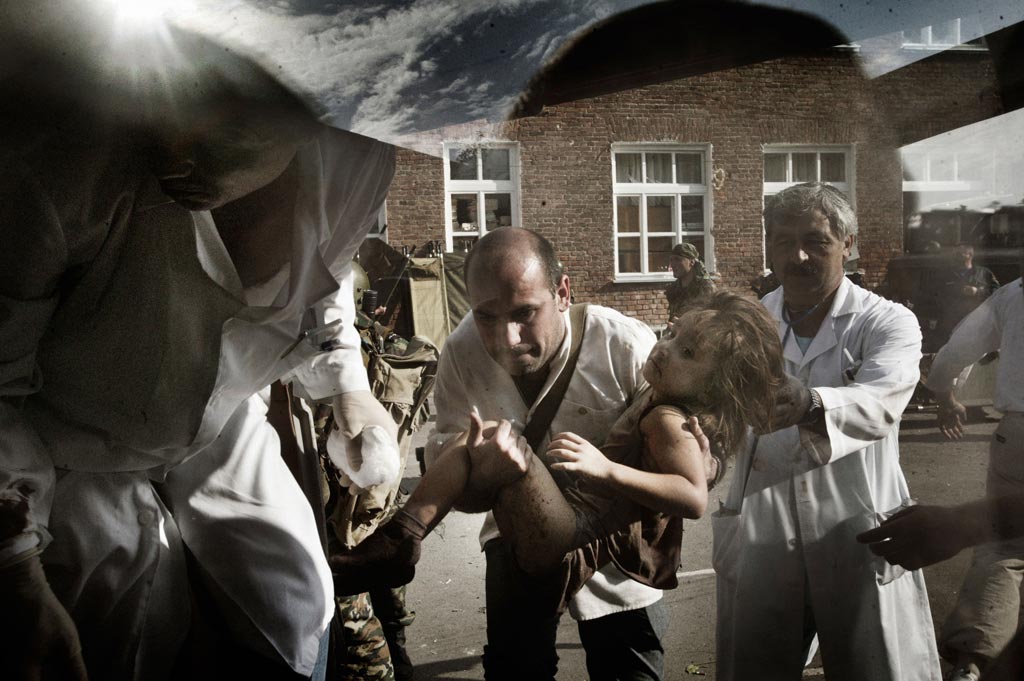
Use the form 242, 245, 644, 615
799, 388, 824, 426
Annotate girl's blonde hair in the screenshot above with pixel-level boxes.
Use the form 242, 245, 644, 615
682, 291, 786, 457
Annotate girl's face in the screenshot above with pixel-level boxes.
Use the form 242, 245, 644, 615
643, 309, 716, 402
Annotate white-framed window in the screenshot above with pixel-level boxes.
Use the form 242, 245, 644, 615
762, 145, 857, 267
902, 148, 987, 192
611, 144, 712, 281
901, 18, 985, 50
443, 142, 520, 252
365, 201, 388, 241
763, 145, 853, 197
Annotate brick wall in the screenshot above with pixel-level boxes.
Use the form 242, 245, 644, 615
387, 48, 999, 325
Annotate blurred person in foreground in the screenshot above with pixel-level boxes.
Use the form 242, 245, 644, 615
0, 35, 398, 680
858, 494, 1024, 681
861, 255, 1024, 681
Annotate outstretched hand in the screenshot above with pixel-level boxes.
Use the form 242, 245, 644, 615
761, 373, 812, 433
935, 392, 968, 440
547, 432, 613, 481
465, 409, 534, 491
856, 504, 969, 570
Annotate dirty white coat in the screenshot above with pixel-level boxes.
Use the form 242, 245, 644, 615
713, 278, 941, 681
0, 124, 393, 679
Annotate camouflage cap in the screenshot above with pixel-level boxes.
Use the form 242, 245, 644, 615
672, 242, 701, 260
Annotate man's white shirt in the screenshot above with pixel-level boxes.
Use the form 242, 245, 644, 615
429, 304, 663, 620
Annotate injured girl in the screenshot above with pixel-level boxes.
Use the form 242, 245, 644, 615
330, 292, 785, 611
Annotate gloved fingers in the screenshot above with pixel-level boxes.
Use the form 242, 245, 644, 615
333, 391, 398, 441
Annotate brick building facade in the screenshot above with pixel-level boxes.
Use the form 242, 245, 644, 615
385, 45, 999, 326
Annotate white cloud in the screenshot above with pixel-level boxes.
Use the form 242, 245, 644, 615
165, 0, 641, 146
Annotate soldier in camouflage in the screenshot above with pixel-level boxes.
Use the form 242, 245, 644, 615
322, 286, 438, 680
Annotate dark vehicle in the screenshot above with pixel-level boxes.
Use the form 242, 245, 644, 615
882, 202, 1024, 352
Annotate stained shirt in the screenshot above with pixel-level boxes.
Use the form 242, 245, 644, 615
429, 304, 663, 621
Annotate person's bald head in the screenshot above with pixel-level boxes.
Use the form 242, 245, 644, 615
464, 228, 564, 296
464, 229, 571, 377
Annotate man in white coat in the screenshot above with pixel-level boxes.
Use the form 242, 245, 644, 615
0, 62, 398, 679
713, 182, 941, 680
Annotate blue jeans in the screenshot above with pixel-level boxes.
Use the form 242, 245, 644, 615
482, 538, 666, 681
310, 628, 329, 681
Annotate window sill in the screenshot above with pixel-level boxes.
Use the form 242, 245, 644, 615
899, 44, 987, 52
612, 275, 678, 285
612, 273, 720, 285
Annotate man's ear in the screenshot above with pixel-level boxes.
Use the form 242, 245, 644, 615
843, 234, 856, 260
555, 274, 571, 312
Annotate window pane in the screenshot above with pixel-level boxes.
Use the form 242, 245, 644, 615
452, 236, 478, 253
764, 153, 787, 182
481, 148, 511, 181
930, 153, 956, 181
679, 237, 706, 262
449, 147, 477, 180
617, 237, 641, 273
957, 153, 985, 183
647, 196, 674, 232
792, 153, 817, 182
903, 27, 927, 44
484, 193, 512, 231
368, 205, 387, 237
680, 196, 705, 231
617, 196, 640, 233
931, 19, 958, 45
451, 193, 478, 230
820, 153, 846, 182
677, 153, 703, 184
649, 236, 674, 273
647, 154, 673, 183
616, 153, 642, 183
902, 151, 927, 181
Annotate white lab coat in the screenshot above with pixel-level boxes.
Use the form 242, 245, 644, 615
713, 278, 941, 681
0, 124, 394, 678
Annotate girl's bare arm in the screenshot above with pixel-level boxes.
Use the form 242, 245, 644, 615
548, 406, 708, 519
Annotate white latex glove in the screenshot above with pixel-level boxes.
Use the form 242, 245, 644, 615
328, 391, 401, 493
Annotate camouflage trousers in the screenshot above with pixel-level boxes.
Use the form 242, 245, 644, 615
332, 585, 416, 681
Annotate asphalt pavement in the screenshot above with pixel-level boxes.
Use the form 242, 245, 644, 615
399, 408, 997, 680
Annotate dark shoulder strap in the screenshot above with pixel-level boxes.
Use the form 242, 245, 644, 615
521, 303, 588, 452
